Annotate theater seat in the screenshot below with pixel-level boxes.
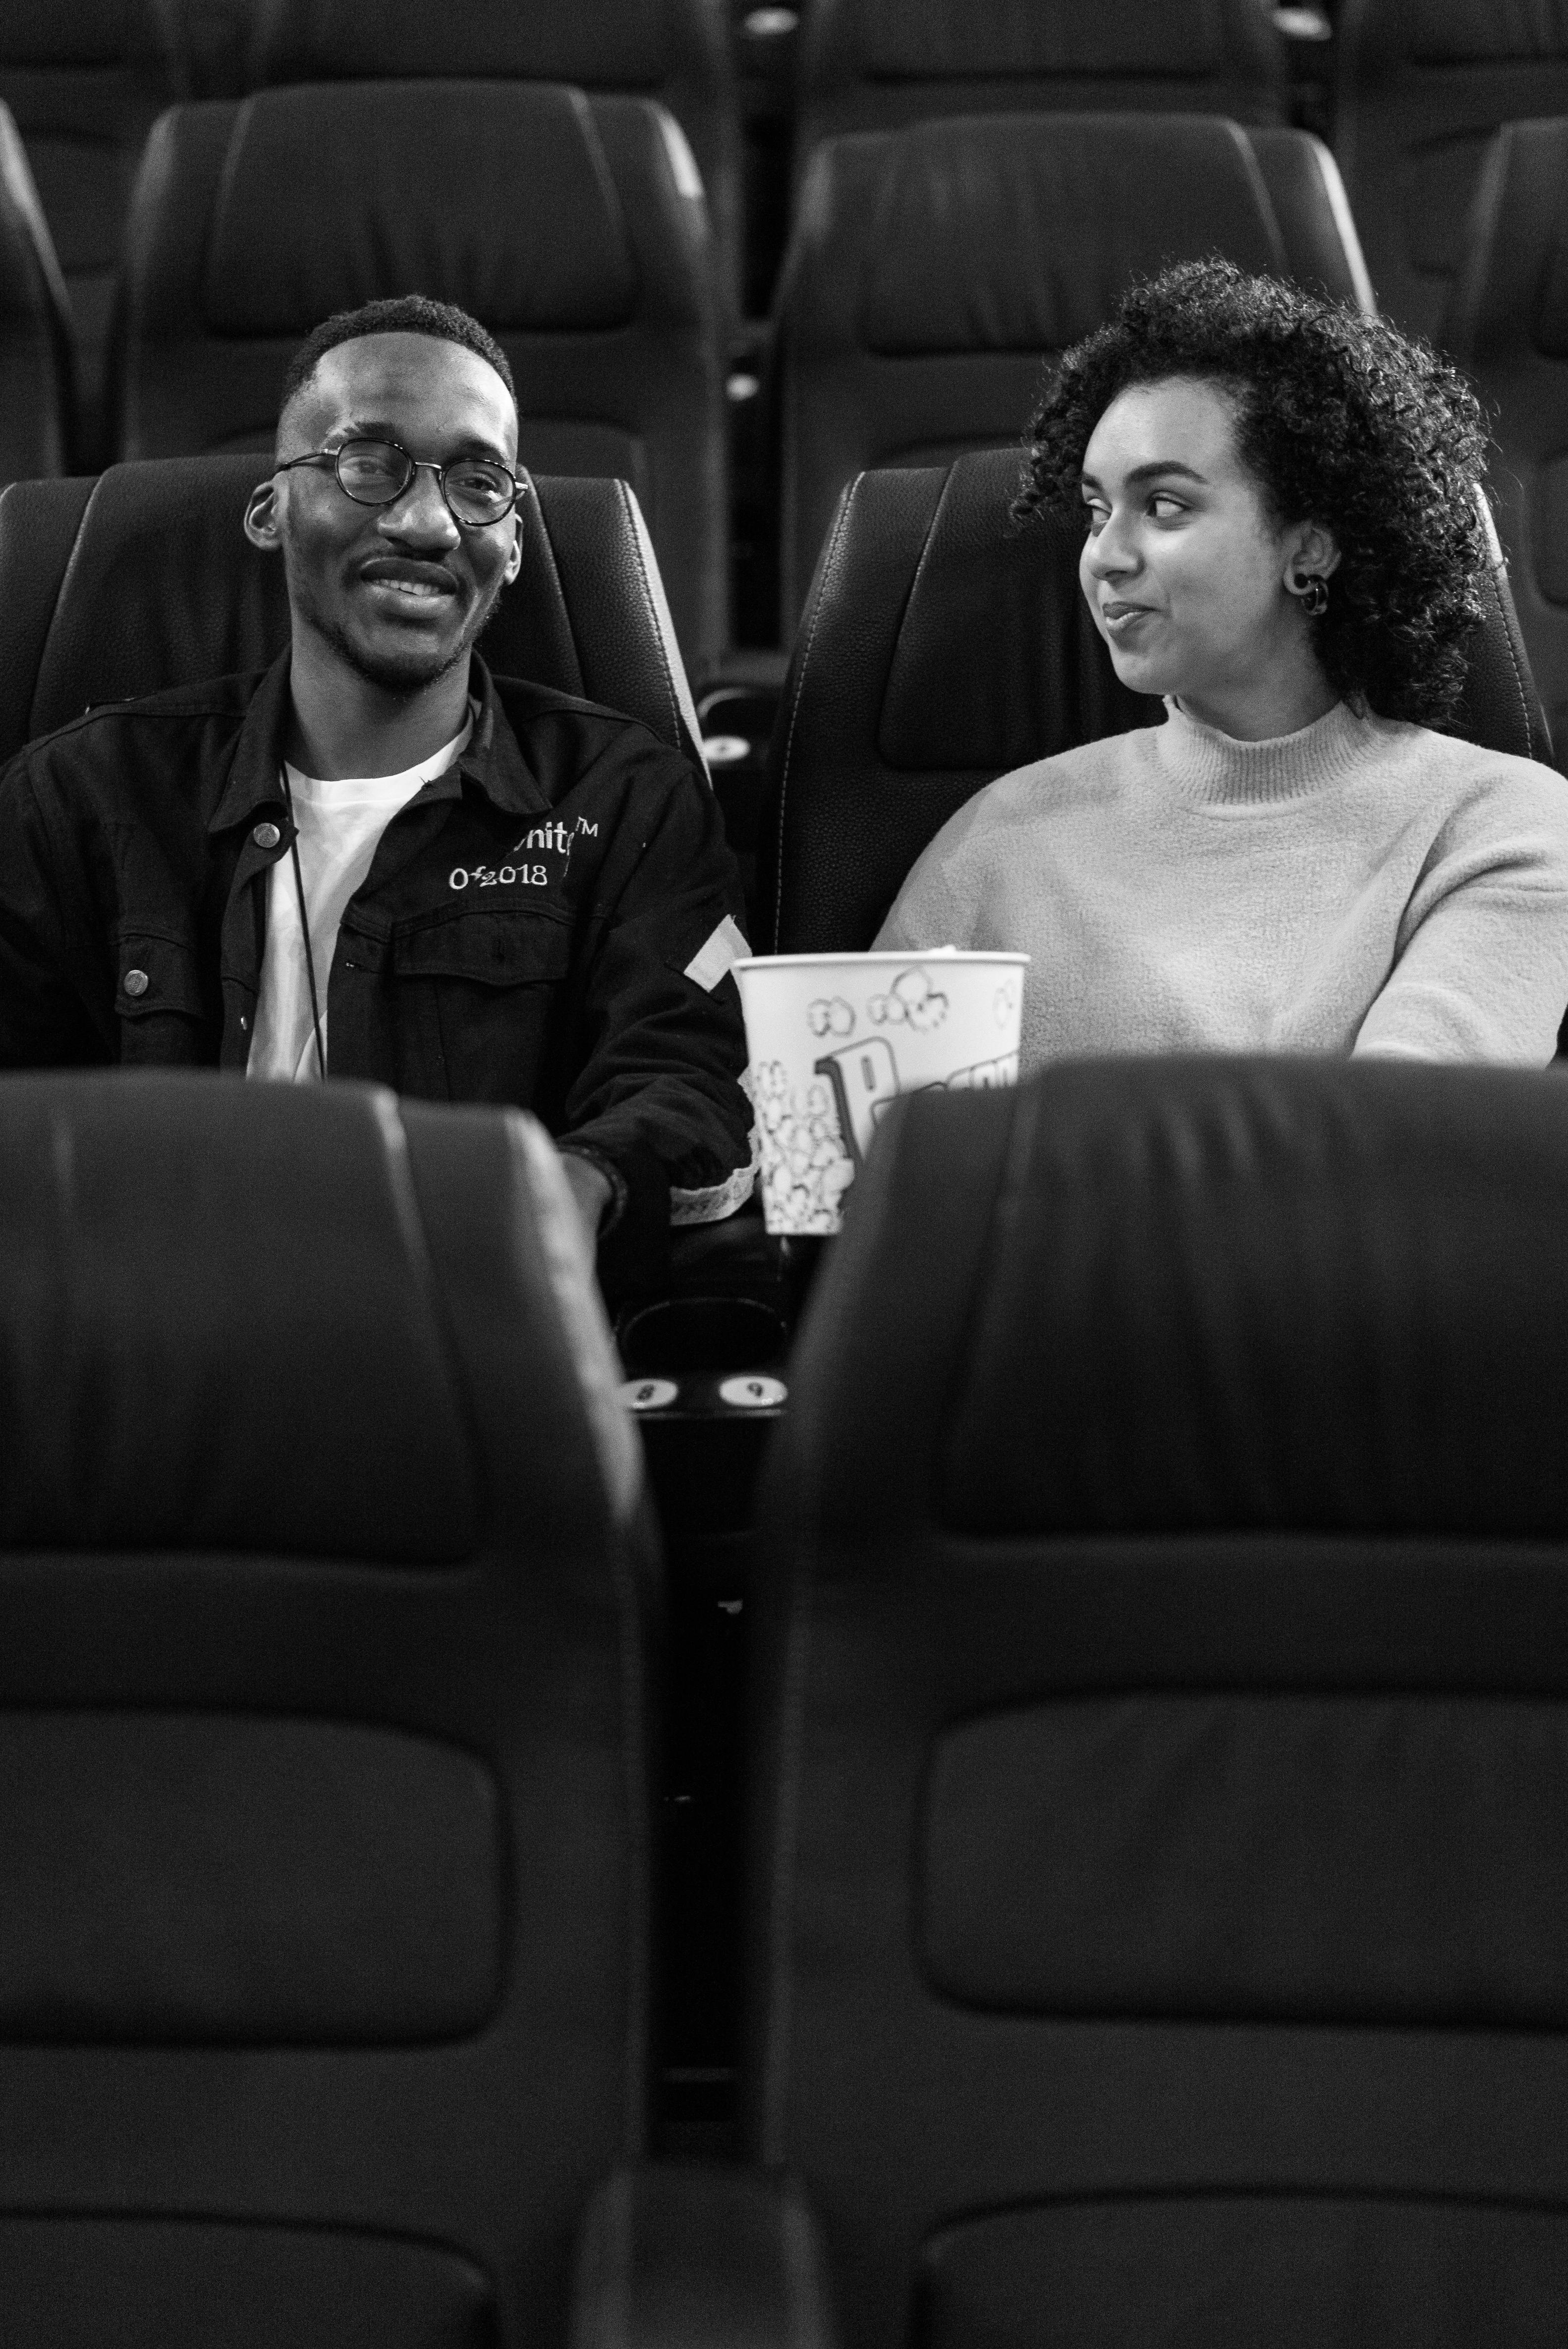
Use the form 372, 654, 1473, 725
0, 0, 180, 460
0, 1070, 655, 2344
1445, 118, 1568, 769
759, 448, 1552, 953
774, 112, 1373, 626
795, 0, 1289, 174
226, 0, 745, 323
0, 454, 707, 773
0, 101, 72, 482
111, 82, 729, 669
731, 1053, 1568, 2348
1335, 0, 1568, 340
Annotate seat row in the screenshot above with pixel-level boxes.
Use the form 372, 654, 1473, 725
2, 1048, 1566, 2344
0, 91, 1373, 673
0, 440, 1549, 953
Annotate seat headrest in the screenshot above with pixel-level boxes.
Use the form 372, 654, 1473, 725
29, 456, 287, 734
852, 0, 1231, 79
1408, 0, 1568, 64
0, 1076, 481, 1558
823, 1058, 1568, 1540
247, 0, 668, 85
859, 114, 1285, 355
0, 0, 156, 68
202, 85, 637, 337
876, 448, 1159, 768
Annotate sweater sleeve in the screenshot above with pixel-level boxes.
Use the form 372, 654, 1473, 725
1354, 761, 1568, 1066
873, 802, 988, 952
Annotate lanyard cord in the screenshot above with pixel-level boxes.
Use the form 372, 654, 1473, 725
278, 764, 327, 1082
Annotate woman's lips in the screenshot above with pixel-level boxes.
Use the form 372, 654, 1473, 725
1102, 602, 1155, 637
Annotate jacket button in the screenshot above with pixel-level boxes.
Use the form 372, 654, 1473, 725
252, 820, 281, 850
123, 968, 149, 998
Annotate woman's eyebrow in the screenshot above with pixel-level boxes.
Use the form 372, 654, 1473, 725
1081, 460, 1210, 492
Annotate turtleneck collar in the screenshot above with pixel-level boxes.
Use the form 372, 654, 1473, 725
1154, 695, 1379, 807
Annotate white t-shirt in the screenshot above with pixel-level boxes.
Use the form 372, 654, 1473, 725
247, 710, 475, 1083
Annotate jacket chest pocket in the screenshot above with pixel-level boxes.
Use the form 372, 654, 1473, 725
344, 909, 572, 988
114, 933, 210, 1064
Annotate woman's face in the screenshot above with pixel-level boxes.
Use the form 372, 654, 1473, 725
1077, 376, 1335, 736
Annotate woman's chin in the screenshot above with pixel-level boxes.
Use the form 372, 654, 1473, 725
1104, 640, 1175, 700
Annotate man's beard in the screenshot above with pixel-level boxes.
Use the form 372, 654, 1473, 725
288, 558, 506, 695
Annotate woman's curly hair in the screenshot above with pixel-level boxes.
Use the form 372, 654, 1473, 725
1013, 259, 1490, 726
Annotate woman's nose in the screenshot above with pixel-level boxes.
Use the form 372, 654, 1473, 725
1084, 515, 1135, 579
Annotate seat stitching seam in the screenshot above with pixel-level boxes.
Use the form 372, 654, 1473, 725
617, 481, 680, 751
773, 476, 861, 951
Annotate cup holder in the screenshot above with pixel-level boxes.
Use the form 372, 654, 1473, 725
618, 1294, 787, 1377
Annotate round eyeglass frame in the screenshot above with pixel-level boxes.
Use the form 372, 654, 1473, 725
275, 437, 524, 529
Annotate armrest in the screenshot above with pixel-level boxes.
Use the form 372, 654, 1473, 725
571, 2161, 841, 2349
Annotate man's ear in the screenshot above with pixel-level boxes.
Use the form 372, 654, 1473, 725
243, 476, 282, 554
502, 503, 524, 586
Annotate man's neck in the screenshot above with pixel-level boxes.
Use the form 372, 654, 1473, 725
283, 641, 474, 780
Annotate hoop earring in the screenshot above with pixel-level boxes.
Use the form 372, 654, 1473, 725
1292, 573, 1329, 618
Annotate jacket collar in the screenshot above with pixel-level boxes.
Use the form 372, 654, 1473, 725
207, 647, 550, 835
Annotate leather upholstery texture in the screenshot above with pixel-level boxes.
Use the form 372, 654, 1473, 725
112, 82, 729, 666
0, 0, 181, 461
0, 454, 706, 771
1445, 116, 1568, 766
759, 448, 1552, 954
0, 1070, 656, 2345
795, 0, 1288, 178
774, 112, 1371, 625
230, 0, 744, 321
746, 1054, 1568, 2349
0, 100, 73, 481
1335, 0, 1568, 339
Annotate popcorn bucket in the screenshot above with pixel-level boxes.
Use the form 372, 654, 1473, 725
734, 951, 1029, 1235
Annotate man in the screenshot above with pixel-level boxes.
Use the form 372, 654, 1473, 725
0, 295, 754, 1286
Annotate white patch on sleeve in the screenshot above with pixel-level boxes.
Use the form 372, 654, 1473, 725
684, 914, 750, 992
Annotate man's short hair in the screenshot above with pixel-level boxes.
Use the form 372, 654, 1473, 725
279, 296, 517, 426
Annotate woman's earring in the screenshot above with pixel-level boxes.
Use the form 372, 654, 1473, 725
1292, 572, 1330, 618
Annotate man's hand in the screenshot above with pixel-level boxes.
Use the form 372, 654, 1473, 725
559, 1151, 614, 1262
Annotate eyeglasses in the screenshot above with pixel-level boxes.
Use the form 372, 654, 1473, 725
275, 437, 523, 528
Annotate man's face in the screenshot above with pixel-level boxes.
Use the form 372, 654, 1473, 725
258, 331, 523, 695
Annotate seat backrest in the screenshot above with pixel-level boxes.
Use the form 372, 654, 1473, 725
748, 1054, 1568, 2349
1335, 0, 1568, 339
0, 0, 181, 459
774, 111, 1373, 626
795, 0, 1289, 174
759, 447, 1552, 951
0, 1069, 653, 2345
1445, 116, 1568, 765
224, 0, 744, 321
0, 453, 706, 773
0, 100, 73, 482
112, 82, 729, 668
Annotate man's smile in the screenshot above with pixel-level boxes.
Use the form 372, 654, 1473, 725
357, 556, 461, 606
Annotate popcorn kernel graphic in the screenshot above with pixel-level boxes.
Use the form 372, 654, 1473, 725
868, 966, 949, 1034
806, 995, 855, 1039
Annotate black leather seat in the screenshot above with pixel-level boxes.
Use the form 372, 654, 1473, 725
1334, 0, 1568, 340
0, 1068, 656, 2344
0, 0, 180, 460
1444, 117, 1568, 768
759, 447, 1553, 953
773, 112, 1374, 626
0, 453, 707, 775
794, 0, 1289, 176
0, 101, 73, 483
112, 81, 729, 669
226, 0, 745, 323
734, 1052, 1568, 2347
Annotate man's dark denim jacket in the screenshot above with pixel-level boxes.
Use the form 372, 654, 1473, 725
0, 649, 754, 1283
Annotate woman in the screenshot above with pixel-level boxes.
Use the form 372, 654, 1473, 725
876, 260, 1568, 1065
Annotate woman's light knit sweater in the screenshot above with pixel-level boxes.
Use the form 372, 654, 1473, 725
875, 699, 1568, 1068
